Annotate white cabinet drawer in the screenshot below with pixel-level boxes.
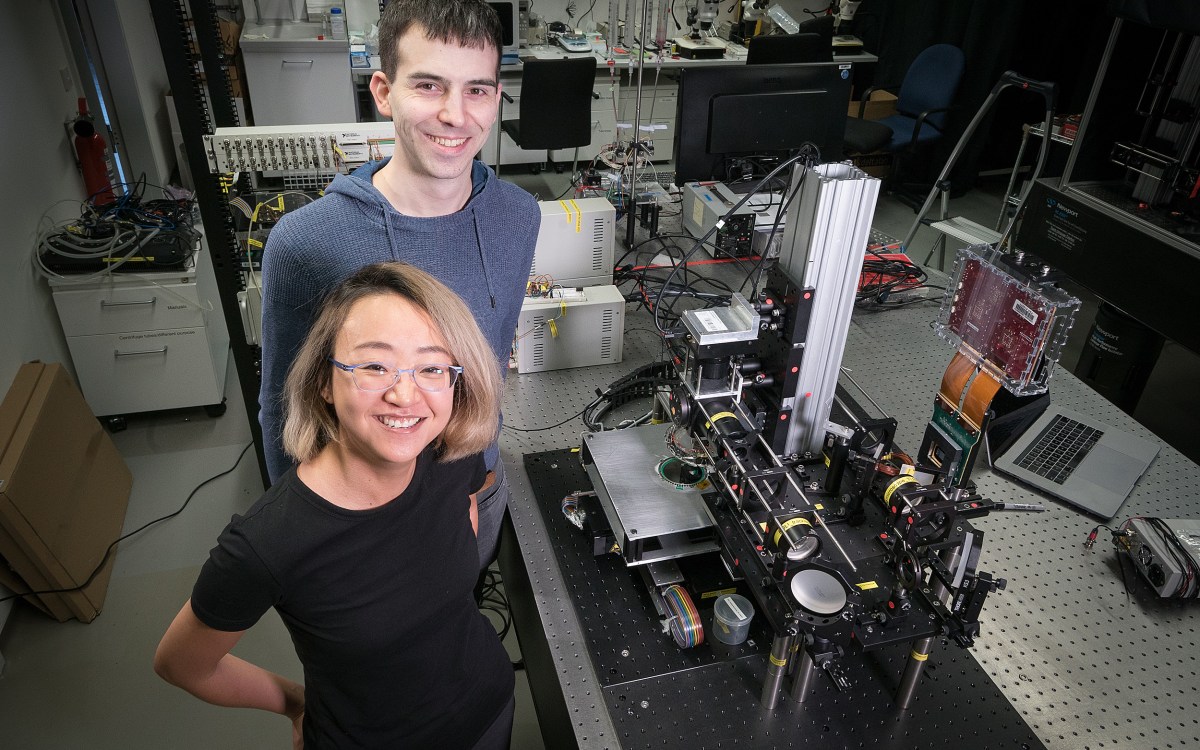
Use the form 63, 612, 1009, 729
53, 283, 205, 336
65, 328, 222, 416
243, 49, 356, 125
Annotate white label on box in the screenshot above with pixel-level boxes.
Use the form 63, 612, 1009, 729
693, 310, 727, 333
725, 598, 746, 620
1012, 299, 1038, 326
691, 193, 706, 229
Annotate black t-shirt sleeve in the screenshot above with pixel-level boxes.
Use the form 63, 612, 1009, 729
467, 453, 487, 495
190, 521, 281, 632
439, 451, 488, 495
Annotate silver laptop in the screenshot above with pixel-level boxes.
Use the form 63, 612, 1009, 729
993, 405, 1160, 519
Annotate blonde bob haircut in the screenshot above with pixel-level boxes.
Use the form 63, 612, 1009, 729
281, 262, 501, 464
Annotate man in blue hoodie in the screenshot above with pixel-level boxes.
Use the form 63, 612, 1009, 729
258, 0, 540, 572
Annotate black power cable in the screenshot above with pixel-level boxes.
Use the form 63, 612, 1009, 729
0, 442, 254, 607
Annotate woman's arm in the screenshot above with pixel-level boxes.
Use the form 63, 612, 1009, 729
154, 600, 305, 721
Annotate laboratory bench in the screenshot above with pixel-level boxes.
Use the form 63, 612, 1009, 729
493, 229, 1200, 749
238, 20, 876, 166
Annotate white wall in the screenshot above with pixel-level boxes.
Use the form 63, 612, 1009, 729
241, 0, 307, 22
0, 4, 85, 390
90, 0, 175, 186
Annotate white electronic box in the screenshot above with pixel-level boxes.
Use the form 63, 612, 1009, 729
514, 285, 625, 373
531, 198, 616, 289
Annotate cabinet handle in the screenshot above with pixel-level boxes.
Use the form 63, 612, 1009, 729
114, 346, 168, 357
281, 59, 314, 66
101, 297, 157, 308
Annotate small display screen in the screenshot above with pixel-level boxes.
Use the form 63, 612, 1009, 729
487, 2, 516, 46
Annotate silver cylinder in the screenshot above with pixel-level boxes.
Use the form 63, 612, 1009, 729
760, 633, 795, 709
790, 649, 818, 704
895, 635, 934, 709
894, 545, 964, 708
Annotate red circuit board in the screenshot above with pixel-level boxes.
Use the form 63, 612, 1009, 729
946, 257, 1055, 385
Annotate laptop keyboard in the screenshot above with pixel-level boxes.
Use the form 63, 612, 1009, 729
1013, 414, 1104, 485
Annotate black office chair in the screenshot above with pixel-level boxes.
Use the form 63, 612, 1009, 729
843, 44, 966, 172
499, 58, 598, 174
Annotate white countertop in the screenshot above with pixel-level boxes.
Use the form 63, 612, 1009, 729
241, 21, 349, 53
350, 42, 876, 77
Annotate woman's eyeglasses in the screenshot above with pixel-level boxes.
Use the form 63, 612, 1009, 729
328, 358, 462, 392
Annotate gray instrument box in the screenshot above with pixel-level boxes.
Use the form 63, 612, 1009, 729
531, 198, 616, 289
514, 285, 624, 373
1121, 518, 1200, 597
581, 425, 719, 567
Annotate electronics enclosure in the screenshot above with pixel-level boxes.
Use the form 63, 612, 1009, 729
934, 244, 1080, 396
514, 285, 624, 373
680, 182, 759, 257
1121, 518, 1200, 597
530, 197, 616, 289
672, 61, 853, 185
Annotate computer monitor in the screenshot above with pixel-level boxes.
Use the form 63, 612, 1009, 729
746, 33, 832, 65
794, 13, 835, 41
486, 1, 520, 64
672, 61, 854, 186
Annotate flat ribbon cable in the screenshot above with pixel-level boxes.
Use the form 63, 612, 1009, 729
937, 351, 1002, 435
926, 352, 1004, 483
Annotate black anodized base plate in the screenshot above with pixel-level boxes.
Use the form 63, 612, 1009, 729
523, 448, 1045, 750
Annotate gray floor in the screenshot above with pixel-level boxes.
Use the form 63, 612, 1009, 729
0, 165, 1195, 748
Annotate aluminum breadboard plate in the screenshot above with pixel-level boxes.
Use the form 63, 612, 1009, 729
524, 448, 1045, 750
838, 294, 1200, 750
601, 651, 1041, 750
523, 450, 767, 686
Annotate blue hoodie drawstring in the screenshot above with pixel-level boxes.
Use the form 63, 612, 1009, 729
471, 210, 497, 309
383, 207, 400, 261
370, 167, 495, 309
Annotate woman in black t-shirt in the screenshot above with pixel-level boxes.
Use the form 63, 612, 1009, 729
154, 262, 512, 749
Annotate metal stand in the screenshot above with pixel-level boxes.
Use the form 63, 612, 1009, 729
902, 71, 1059, 266
789, 649, 819, 703
760, 632, 796, 709
895, 546, 963, 709
623, 0, 653, 250
151, 0, 268, 485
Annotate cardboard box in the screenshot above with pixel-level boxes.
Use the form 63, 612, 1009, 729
226, 53, 245, 98
848, 89, 898, 121
852, 151, 892, 180
186, 15, 242, 58
0, 362, 132, 622
217, 14, 242, 57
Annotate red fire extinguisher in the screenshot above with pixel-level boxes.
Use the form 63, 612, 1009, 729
73, 98, 116, 205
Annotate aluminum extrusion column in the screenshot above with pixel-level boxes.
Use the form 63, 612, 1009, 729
776, 163, 881, 457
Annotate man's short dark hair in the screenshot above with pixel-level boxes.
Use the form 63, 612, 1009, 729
378, 0, 503, 79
